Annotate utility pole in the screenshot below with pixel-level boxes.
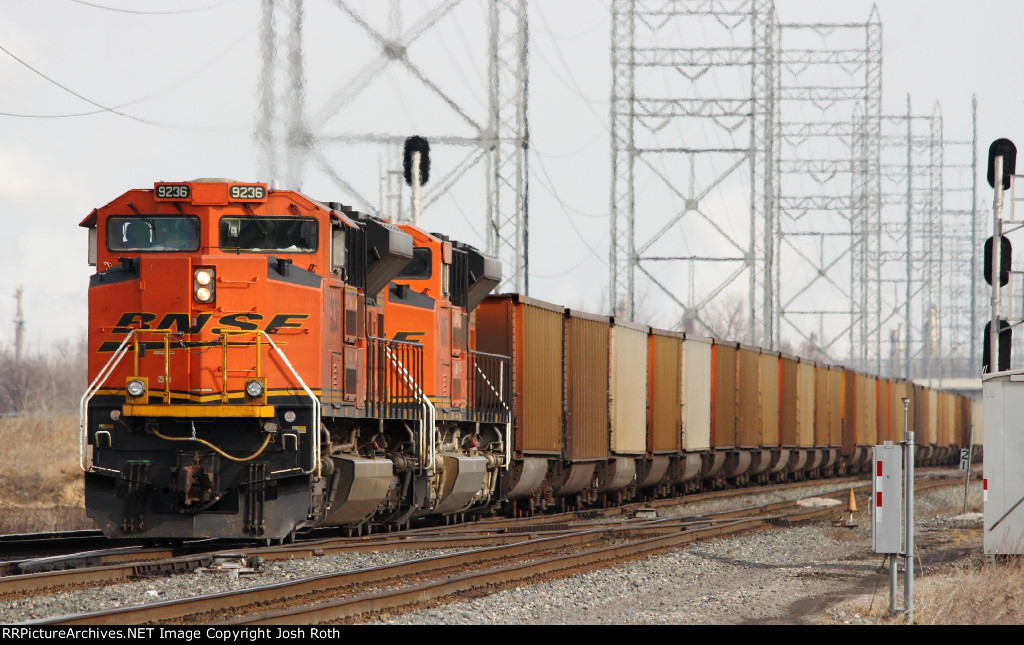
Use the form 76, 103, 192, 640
13, 284, 24, 361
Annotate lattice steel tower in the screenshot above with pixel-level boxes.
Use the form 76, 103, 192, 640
610, 0, 777, 344
256, 0, 530, 293
941, 97, 980, 379
874, 99, 944, 379
774, 10, 882, 363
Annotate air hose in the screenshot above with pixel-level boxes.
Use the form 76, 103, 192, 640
150, 426, 273, 462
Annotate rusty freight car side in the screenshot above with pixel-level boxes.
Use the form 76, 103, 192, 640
711, 339, 738, 450
759, 350, 780, 447
914, 384, 935, 463
476, 294, 563, 455
877, 378, 891, 443
828, 366, 843, 448
648, 329, 683, 453
842, 370, 858, 462
860, 373, 878, 446
887, 379, 913, 442
779, 354, 799, 447
814, 362, 830, 448
563, 309, 611, 462
796, 359, 816, 448
736, 345, 762, 449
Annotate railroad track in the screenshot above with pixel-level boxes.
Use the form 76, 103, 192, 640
0, 471, 968, 599
0, 474, 867, 592
18, 475, 964, 625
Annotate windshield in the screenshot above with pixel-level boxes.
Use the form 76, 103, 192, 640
107, 216, 200, 252
219, 216, 318, 252
397, 247, 432, 279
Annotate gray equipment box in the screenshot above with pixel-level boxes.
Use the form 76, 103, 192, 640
983, 373, 1024, 555
872, 443, 903, 554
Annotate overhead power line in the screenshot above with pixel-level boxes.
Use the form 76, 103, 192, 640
0, 28, 251, 130
0, 43, 155, 124
66, 0, 238, 15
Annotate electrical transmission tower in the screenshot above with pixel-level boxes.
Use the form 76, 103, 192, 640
874, 99, 944, 379
256, 0, 530, 293
774, 11, 882, 363
610, 0, 776, 342
610, 0, 882, 357
937, 97, 979, 380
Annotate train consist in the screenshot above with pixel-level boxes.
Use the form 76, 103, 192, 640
79, 179, 980, 541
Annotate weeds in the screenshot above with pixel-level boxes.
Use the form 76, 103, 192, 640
916, 556, 1024, 624
0, 412, 92, 533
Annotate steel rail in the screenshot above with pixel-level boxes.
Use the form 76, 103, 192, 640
21, 481, 953, 625
226, 509, 839, 624
229, 482, 962, 625
1, 473, 966, 598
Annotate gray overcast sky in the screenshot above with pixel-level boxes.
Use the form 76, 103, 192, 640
2, 0, 1023, 352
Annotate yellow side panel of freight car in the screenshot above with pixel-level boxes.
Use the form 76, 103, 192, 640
610, 322, 648, 455
682, 336, 712, 452
796, 360, 816, 447
759, 352, 780, 446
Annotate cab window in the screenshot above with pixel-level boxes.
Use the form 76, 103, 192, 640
397, 247, 432, 279
107, 216, 200, 252
219, 216, 318, 252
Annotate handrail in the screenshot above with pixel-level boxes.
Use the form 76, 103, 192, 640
79, 331, 136, 471
473, 359, 511, 471
78, 328, 321, 479
256, 330, 321, 478
383, 343, 436, 473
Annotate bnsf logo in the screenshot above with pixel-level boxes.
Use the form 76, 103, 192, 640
392, 331, 425, 343
97, 312, 309, 352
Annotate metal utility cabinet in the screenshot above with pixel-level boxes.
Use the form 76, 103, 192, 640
982, 372, 1024, 555
872, 443, 903, 554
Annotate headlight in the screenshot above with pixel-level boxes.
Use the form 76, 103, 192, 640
245, 380, 265, 397
194, 267, 215, 303
126, 379, 147, 398
195, 269, 214, 286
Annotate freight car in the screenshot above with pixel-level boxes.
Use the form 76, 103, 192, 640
78, 180, 979, 541
474, 294, 979, 514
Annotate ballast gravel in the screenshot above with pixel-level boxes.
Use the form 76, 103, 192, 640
0, 471, 981, 625
377, 474, 982, 625
1, 549, 460, 624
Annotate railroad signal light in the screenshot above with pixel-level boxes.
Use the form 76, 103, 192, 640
988, 138, 1017, 190
983, 319, 1012, 373
403, 136, 431, 187
985, 235, 1012, 286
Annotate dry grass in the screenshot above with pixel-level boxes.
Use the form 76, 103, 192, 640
913, 556, 1024, 624
0, 413, 92, 533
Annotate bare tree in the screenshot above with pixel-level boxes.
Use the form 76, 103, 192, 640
691, 293, 755, 343
0, 335, 87, 414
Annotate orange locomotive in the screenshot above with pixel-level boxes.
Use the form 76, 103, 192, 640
79, 179, 508, 541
